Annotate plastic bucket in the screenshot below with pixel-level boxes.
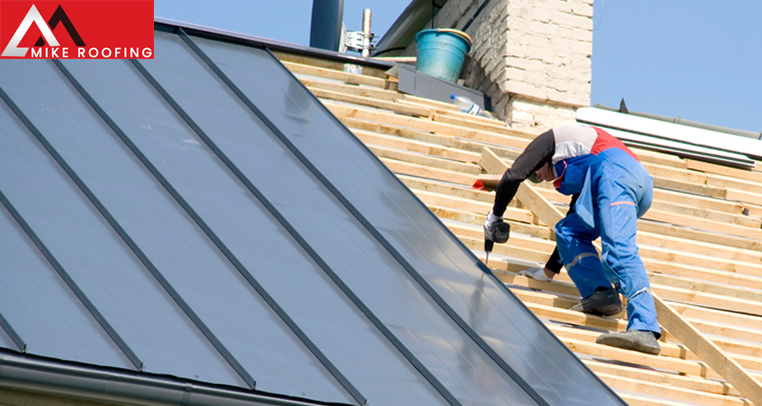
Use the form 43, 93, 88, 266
415, 29, 472, 83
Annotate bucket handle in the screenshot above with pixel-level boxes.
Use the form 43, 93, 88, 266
432, 29, 472, 46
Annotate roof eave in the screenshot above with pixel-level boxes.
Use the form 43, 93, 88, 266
0, 351, 344, 406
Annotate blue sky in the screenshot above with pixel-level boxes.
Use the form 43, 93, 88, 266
155, 0, 761, 134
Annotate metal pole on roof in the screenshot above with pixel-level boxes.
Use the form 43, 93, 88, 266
309, 0, 344, 51
361, 9, 371, 57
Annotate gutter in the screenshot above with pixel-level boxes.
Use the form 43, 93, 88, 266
0, 351, 345, 406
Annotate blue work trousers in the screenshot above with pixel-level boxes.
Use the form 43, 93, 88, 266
555, 149, 660, 335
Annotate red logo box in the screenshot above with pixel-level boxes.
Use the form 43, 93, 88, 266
1, 0, 154, 59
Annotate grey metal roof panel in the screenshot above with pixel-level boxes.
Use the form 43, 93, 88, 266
0, 22, 626, 406
0, 170, 128, 366
188, 34, 546, 405
8, 58, 362, 402
57, 54, 440, 403
187, 32, 621, 406
0, 100, 145, 370
141, 31, 455, 405
148, 31, 536, 405
0, 60, 255, 388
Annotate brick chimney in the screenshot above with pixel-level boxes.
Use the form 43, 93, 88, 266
426, 0, 593, 133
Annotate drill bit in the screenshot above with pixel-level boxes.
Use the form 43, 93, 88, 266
484, 239, 494, 267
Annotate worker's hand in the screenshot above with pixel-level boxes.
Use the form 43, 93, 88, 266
519, 267, 554, 282
483, 211, 503, 241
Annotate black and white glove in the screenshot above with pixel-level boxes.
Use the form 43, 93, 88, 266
519, 267, 554, 282
483, 211, 503, 241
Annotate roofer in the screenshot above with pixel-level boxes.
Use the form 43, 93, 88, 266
484, 124, 661, 355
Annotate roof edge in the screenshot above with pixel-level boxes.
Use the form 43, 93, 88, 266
578, 106, 762, 162
0, 351, 346, 406
154, 17, 395, 70
372, 0, 442, 56
593, 103, 760, 140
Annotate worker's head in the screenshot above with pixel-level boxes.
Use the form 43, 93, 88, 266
530, 161, 555, 183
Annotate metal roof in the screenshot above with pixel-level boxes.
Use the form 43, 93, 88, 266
0, 21, 625, 406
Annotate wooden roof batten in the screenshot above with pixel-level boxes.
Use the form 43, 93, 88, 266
279, 54, 762, 405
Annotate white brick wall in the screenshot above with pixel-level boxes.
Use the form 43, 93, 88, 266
429, 0, 593, 132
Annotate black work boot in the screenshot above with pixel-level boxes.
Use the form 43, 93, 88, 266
596, 330, 661, 355
570, 287, 622, 317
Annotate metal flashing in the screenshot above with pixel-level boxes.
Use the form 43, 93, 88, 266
578, 107, 761, 167
396, 63, 491, 111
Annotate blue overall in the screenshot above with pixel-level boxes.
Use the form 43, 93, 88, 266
554, 148, 660, 335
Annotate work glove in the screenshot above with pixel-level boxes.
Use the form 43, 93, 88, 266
519, 267, 554, 282
483, 211, 504, 241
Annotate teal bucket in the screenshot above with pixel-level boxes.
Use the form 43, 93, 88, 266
415, 29, 472, 83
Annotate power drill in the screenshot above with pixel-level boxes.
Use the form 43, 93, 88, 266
484, 222, 510, 266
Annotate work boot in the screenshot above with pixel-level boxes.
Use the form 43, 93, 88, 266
570, 287, 622, 317
596, 330, 661, 355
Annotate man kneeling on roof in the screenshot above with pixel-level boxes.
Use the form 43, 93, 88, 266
484, 124, 661, 355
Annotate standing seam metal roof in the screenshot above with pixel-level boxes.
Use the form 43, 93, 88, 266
0, 21, 625, 406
